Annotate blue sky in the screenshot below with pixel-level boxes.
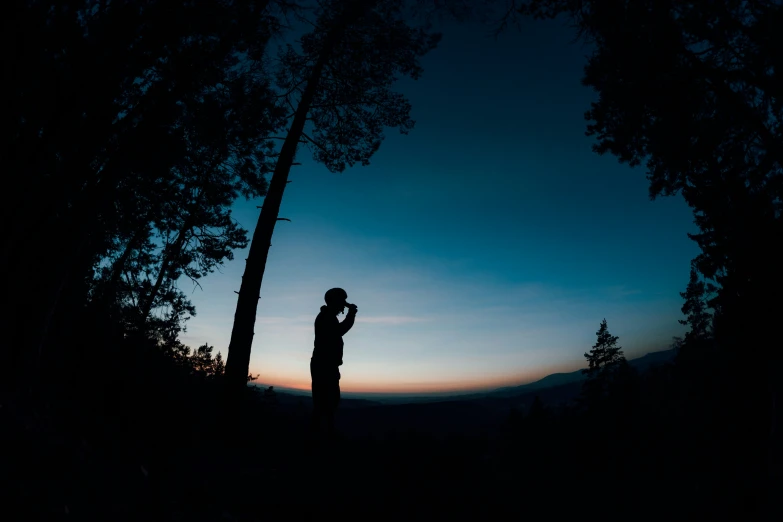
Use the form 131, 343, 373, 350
179, 15, 699, 393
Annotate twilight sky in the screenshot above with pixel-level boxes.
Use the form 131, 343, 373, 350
179, 14, 699, 394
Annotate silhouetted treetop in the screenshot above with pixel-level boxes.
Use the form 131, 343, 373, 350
224, 0, 441, 392
499, 0, 783, 374
2, 0, 287, 391
275, 0, 442, 172
583, 318, 625, 378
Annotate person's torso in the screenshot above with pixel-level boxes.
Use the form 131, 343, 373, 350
312, 309, 343, 367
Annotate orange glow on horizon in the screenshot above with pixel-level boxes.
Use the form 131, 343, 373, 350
249, 361, 583, 395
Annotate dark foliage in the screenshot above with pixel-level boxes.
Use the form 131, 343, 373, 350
492, 0, 782, 517
3, 1, 782, 520
1, 0, 287, 394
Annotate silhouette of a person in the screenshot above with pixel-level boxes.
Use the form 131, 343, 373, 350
311, 288, 357, 440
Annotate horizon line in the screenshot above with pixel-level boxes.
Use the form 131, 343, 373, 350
249, 346, 675, 396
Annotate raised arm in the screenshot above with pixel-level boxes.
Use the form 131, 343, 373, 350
338, 305, 357, 336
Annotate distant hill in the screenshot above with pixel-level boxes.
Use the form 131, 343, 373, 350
263, 348, 678, 438
625, 348, 678, 372
260, 348, 677, 408
484, 348, 676, 398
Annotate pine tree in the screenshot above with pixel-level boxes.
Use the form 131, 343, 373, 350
583, 319, 625, 378
582, 319, 626, 408
504, 0, 782, 420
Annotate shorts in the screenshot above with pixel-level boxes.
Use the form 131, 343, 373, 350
310, 360, 340, 412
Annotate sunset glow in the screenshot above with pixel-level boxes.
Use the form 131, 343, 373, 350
179, 17, 697, 395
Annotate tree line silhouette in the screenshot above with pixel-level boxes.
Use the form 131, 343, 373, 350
2, 0, 780, 520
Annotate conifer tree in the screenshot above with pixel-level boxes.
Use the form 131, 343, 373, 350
582, 319, 626, 407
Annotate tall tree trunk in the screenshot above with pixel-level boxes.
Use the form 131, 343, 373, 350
223, 0, 373, 397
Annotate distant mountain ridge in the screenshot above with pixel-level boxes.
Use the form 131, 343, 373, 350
262, 348, 679, 436
485, 347, 677, 398
256, 348, 678, 404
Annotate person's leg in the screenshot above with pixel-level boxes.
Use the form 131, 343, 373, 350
325, 409, 334, 439
325, 379, 340, 439
312, 382, 325, 437
311, 361, 323, 438
311, 402, 321, 436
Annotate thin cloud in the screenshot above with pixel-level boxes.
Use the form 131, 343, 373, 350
255, 314, 430, 327
357, 315, 430, 325
256, 315, 312, 325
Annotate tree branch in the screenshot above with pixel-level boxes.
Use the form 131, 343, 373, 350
301, 131, 330, 155
274, 75, 309, 100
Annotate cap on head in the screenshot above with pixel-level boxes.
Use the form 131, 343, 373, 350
324, 287, 348, 306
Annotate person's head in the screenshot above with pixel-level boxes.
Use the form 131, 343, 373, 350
324, 287, 348, 314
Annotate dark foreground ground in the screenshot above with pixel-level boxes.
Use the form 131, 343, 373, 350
3, 374, 780, 522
